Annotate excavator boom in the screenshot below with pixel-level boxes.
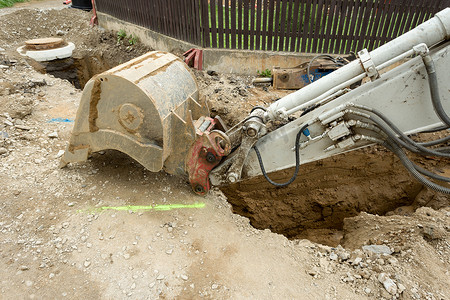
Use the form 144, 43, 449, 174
62, 8, 450, 195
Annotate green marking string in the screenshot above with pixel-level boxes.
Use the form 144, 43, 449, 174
78, 202, 205, 214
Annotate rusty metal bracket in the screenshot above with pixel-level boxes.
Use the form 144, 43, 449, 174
183, 48, 203, 70
185, 117, 230, 195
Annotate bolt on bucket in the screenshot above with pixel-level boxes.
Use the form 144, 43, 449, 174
61, 51, 209, 176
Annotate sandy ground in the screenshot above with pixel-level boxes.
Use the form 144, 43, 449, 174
0, 3, 449, 300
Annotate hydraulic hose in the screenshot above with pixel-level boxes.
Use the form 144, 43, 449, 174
419, 133, 450, 147
422, 55, 450, 127
253, 123, 309, 187
414, 164, 450, 183
350, 105, 450, 157
421, 125, 449, 133
384, 139, 450, 194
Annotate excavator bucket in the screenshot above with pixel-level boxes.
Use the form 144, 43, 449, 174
61, 51, 210, 176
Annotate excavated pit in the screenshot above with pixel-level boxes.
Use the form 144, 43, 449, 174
30, 54, 112, 89
221, 140, 449, 247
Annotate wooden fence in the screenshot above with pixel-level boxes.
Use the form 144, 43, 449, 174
95, 0, 450, 54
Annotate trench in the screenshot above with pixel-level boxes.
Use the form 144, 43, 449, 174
31, 54, 113, 89
35, 52, 447, 247
221, 147, 448, 246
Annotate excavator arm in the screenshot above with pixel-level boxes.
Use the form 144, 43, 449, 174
210, 8, 450, 193
62, 8, 450, 195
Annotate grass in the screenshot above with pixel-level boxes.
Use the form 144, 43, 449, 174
0, 0, 27, 8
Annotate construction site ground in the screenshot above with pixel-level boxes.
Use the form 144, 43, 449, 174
0, 4, 449, 300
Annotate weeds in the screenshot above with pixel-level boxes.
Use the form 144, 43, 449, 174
117, 29, 139, 46
257, 69, 272, 78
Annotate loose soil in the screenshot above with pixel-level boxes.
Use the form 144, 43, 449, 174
0, 4, 449, 300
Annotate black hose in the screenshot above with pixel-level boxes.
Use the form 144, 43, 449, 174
351, 106, 450, 158
384, 139, 450, 194
421, 125, 449, 133
422, 55, 450, 127
419, 134, 450, 147
253, 123, 309, 187
414, 164, 450, 183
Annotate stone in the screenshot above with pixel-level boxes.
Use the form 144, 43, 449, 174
329, 253, 338, 261
123, 253, 130, 260
362, 245, 393, 255
166, 249, 173, 255
307, 267, 320, 277
19, 265, 29, 271
156, 274, 165, 280
48, 131, 58, 138
351, 257, 362, 266
56, 150, 65, 158
211, 284, 218, 290
25, 280, 33, 287
0, 147, 7, 155
378, 273, 397, 295
181, 274, 188, 281
84, 260, 91, 268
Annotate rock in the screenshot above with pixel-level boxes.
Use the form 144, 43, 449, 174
19, 265, 29, 271
211, 284, 218, 290
422, 224, 445, 240
156, 274, 165, 280
48, 131, 58, 138
56, 30, 65, 36
15, 125, 31, 131
25, 280, 33, 287
56, 150, 65, 158
362, 245, 393, 255
166, 249, 173, 255
307, 267, 320, 277
123, 253, 130, 260
378, 273, 397, 295
0, 147, 7, 155
180, 274, 188, 281
68, 202, 75, 207
398, 283, 406, 294
329, 253, 338, 261
149, 282, 155, 288
351, 257, 362, 266
84, 260, 91, 268
49, 273, 55, 279
364, 287, 371, 294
